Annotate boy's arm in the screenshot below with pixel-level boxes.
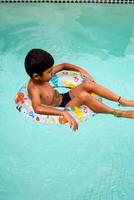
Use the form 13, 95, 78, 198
29, 87, 78, 131
53, 63, 95, 82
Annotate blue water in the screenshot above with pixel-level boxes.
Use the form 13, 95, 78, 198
0, 3, 134, 200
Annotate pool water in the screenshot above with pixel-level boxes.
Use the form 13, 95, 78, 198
0, 3, 134, 200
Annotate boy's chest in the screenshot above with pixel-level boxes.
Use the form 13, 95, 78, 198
39, 85, 56, 104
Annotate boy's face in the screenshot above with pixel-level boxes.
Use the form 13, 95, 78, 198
41, 66, 54, 82
33, 66, 54, 82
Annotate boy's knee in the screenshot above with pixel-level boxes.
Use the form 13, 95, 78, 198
83, 80, 95, 90
78, 92, 89, 102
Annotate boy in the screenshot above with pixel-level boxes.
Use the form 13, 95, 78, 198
25, 48, 134, 131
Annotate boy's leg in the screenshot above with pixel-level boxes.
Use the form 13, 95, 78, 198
66, 91, 134, 118
70, 80, 134, 106
66, 92, 114, 113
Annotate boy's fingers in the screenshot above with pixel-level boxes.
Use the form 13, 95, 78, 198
72, 121, 78, 132
65, 113, 78, 131
72, 120, 77, 130
73, 119, 78, 131
70, 120, 75, 130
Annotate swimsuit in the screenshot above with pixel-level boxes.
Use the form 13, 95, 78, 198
59, 91, 71, 107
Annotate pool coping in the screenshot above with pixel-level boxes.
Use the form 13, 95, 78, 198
0, 0, 134, 3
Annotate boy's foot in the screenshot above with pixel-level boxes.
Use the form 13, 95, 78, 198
113, 109, 134, 119
118, 97, 134, 107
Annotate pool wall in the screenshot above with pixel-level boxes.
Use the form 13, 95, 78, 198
0, 0, 134, 3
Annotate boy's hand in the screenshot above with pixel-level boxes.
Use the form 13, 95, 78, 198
80, 70, 95, 82
62, 110, 78, 132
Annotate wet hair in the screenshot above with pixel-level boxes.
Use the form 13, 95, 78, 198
24, 48, 54, 78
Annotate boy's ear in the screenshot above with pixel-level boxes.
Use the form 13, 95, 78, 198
33, 73, 40, 80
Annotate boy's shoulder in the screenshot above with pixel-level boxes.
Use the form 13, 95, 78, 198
27, 79, 39, 94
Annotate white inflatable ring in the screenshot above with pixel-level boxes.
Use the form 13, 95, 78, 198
15, 71, 101, 125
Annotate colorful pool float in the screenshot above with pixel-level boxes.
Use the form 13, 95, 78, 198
15, 71, 102, 125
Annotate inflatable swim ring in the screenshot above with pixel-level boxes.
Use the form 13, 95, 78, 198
15, 71, 102, 125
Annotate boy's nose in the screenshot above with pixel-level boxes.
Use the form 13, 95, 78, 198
51, 70, 54, 76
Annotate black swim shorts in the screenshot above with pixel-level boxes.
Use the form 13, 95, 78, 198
59, 91, 71, 107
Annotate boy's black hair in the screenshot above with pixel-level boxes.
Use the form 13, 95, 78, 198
24, 49, 54, 78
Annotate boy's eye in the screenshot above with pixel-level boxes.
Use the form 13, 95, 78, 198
49, 69, 52, 73
47, 67, 53, 74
